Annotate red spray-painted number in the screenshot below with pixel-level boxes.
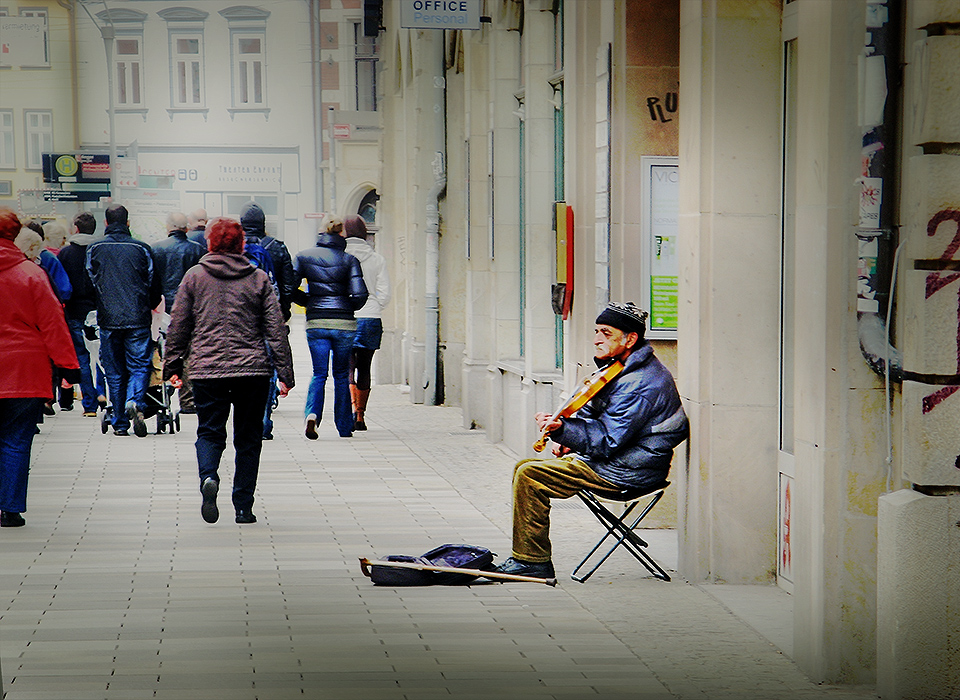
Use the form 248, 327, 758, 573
922, 210, 960, 414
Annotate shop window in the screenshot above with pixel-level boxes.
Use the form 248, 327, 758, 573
24, 109, 52, 170
0, 110, 14, 169
354, 23, 379, 112
115, 36, 144, 107
18, 7, 48, 66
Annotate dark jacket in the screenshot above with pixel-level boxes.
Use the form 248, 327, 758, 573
239, 206, 296, 320
57, 234, 99, 320
86, 223, 162, 329
187, 226, 206, 247
553, 344, 689, 489
152, 230, 205, 313
163, 253, 294, 387
261, 235, 296, 320
293, 233, 368, 321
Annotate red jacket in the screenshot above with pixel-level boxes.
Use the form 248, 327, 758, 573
0, 239, 79, 399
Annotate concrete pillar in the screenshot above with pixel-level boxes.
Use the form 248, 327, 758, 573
877, 4, 960, 696
877, 490, 960, 700
676, 0, 781, 583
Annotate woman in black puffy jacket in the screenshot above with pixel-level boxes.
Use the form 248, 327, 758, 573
292, 217, 367, 439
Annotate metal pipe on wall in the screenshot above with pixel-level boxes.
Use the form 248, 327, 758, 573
423, 32, 447, 405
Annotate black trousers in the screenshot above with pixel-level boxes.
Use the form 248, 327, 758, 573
192, 376, 270, 514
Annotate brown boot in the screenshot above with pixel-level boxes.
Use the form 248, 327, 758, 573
354, 388, 370, 431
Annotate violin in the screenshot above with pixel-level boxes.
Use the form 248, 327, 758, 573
532, 360, 625, 452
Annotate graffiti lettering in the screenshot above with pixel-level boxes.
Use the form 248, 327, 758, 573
647, 93, 678, 123
922, 209, 960, 414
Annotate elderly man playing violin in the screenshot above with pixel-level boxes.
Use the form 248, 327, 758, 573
495, 301, 689, 579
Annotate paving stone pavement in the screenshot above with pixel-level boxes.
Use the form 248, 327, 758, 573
0, 317, 879, 700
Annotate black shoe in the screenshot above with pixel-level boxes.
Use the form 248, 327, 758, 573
201, 477, 219, 524
60, 404, 74, 411
1, 511, 25, 528
179, 405, 196, 415
494, 557, 555, 579
235, 511, 257, 524
354, 419, 367, 431
43, 403, 56, 416
113, 429, 129, 436
127, 403, 147, 438
97, 396, 108, 410
262, 432, 273, 441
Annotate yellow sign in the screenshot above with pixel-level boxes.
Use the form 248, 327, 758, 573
55, 155, 79, 177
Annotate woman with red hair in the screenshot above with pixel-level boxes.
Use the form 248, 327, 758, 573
164, 218, 295, 525
0, 208, 80, 527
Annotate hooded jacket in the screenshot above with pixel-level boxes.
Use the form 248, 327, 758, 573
57, 233, 99, 320
344, 237, 390, 319
86, 223, 162, 329
0, 239, 79, 399
551, 344, 689, 489
163, 253, 294, 388
240, 202, 296, 319
293, 233, 368, 321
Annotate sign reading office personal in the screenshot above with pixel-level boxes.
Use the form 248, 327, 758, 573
400, 0, 481, 30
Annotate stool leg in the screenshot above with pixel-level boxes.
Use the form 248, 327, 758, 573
571, 490, 671, 582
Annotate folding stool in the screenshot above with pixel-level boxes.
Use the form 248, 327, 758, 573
570, 480, 671, 582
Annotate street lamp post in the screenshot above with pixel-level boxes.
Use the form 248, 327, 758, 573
100, 24, 118, 198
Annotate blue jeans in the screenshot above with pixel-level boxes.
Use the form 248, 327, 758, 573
262, 370, 278, 438
192, 377, 269, 513
67, 319, 102, 413
99, 326, 152, 431
305, 327, 355, 437
0, 398, 43, 513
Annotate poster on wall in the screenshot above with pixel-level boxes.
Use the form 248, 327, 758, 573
641, 156, 679, 339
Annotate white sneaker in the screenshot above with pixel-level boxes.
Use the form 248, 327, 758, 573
304, 414, 318, 440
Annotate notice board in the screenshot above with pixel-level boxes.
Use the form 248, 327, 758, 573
641, 156, 679, 339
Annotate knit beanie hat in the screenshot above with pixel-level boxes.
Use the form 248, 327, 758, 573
595, 301, 648, 338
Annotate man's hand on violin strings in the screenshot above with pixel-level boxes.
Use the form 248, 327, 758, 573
535, 412, 563, 433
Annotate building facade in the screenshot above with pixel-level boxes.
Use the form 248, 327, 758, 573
376, 0, 959, 697
2, 0, 382, 253
0, 0, 78, 215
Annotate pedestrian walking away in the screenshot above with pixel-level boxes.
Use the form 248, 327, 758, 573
344, 214, 391, 432
293, 215, 367, 440
238, 201, 296, 440
152, 211, 205, 413
495, 301, 689, 579
163, 217, 294, 525
0, 208, 80, 528
58, 212, 107, 416
85, 204, 163, 437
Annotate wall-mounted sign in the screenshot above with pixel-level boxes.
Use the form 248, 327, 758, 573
0, 16, 45, 67
333, 124, 351, 139
400, 0, 481, 30
641, 156, 679, 339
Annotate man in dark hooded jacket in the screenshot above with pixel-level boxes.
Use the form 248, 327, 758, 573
86, 205, 163, 437
495, 302, 689, 579
238, 202, 295, 440
238, 202, 295, 320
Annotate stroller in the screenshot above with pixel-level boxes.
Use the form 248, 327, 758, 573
145, 311, 180, 434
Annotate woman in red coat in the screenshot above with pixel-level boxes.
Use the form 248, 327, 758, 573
0, 208, 80, 527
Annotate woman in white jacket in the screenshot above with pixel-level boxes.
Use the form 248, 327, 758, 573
344, 215, 390, 431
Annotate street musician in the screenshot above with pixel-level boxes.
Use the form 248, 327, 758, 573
495, 302, 689, 578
